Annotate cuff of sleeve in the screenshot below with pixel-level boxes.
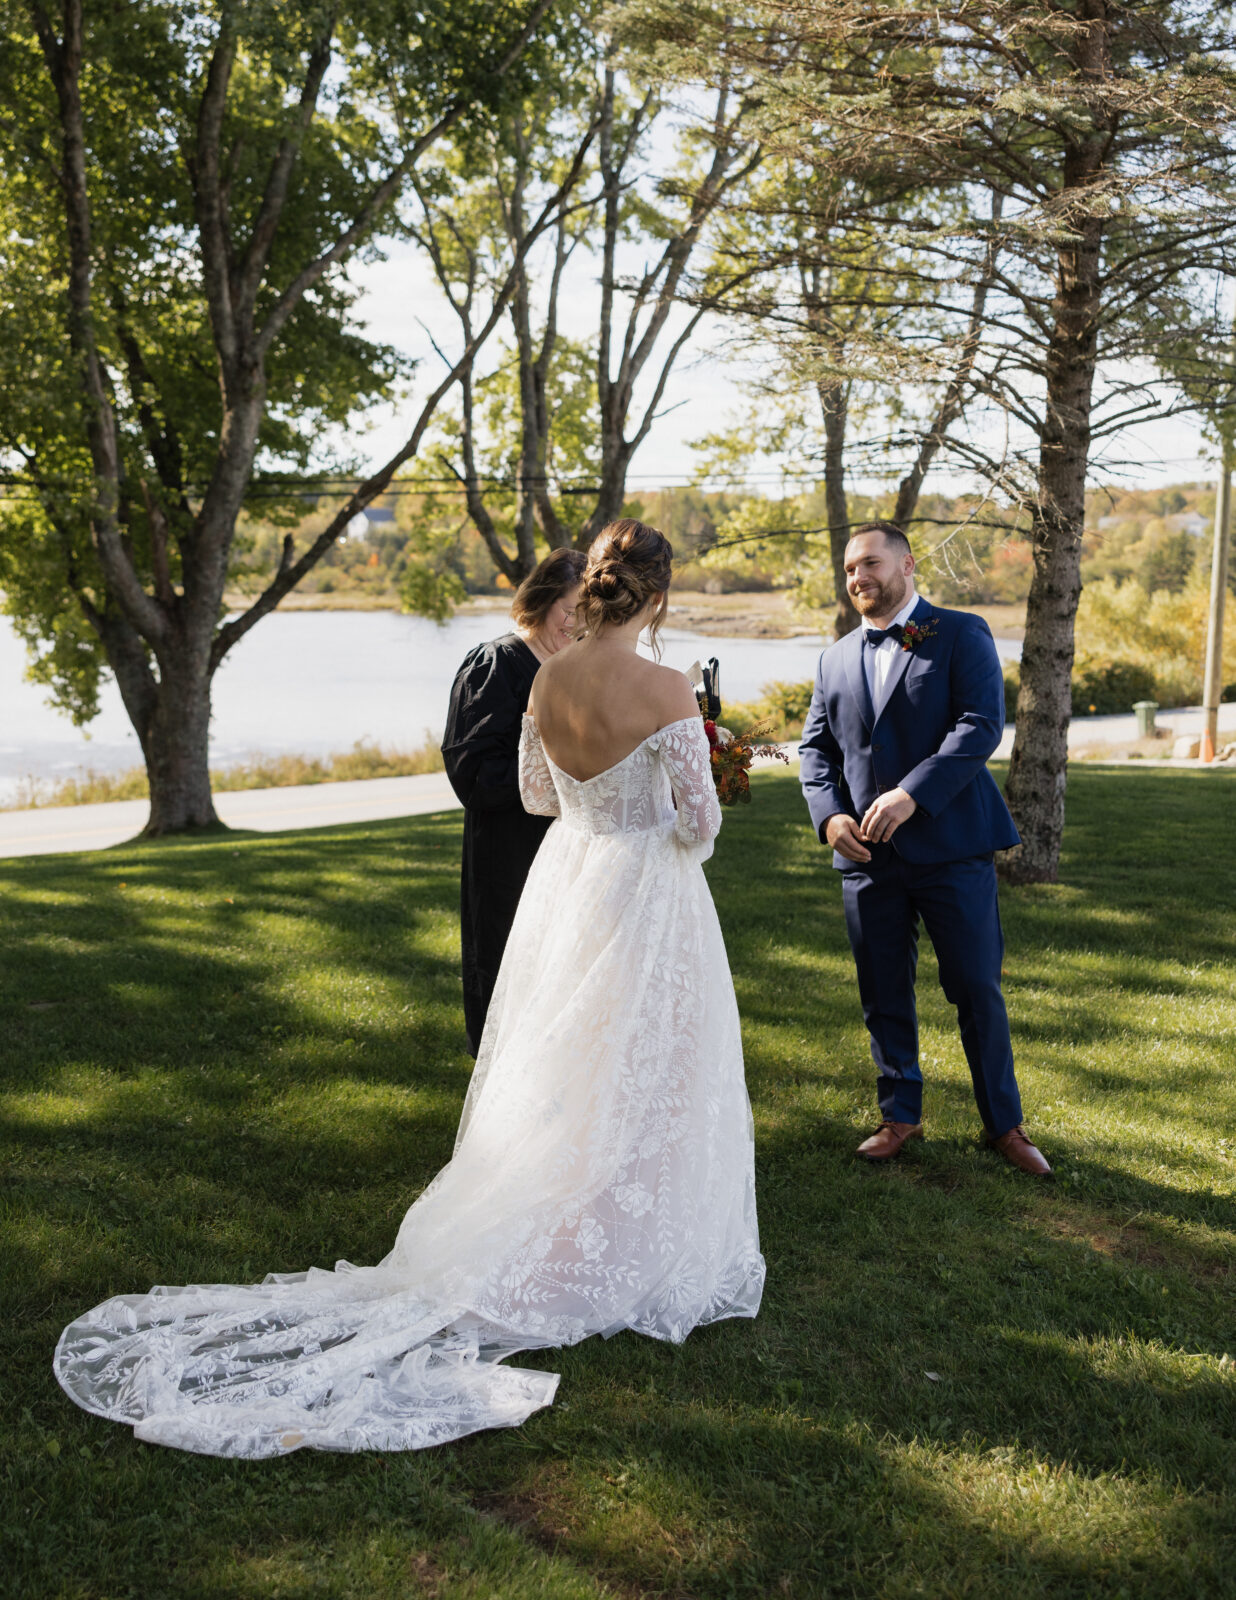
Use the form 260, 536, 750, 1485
818, 810, 846, 844
899, 782, 932, 819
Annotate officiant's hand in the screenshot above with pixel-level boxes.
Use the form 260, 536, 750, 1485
860, 788, 918, 844
825, 813, 872, 863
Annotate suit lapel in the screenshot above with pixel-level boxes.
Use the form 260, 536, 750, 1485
844, 628, 875, 731
874, 599, 933, 724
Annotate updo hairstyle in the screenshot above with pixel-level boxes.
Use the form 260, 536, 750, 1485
578, 519, 674, 655
510, 546, 587, 635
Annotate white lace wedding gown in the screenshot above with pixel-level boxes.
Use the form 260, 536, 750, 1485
54, 713, 764, 1457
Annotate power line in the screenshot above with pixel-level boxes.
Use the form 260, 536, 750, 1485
0, 457, 1218, 502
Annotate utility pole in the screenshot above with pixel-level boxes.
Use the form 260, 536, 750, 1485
1201, 446, 1232, 762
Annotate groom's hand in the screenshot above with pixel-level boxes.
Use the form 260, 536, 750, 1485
825, 813, 872, 863
860, 788, 918, 844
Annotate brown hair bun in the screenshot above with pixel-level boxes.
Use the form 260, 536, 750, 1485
578, 519, 673, 652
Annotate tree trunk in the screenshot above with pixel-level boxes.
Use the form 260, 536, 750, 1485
141, 670, 219, 834
818, 375, 858, 638
586, 457, 630, 544
1001, 211, 1102, 883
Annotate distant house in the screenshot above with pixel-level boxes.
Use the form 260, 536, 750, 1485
345, 505, 397, 539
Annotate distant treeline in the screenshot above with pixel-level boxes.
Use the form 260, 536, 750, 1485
230, 480, 1228, 614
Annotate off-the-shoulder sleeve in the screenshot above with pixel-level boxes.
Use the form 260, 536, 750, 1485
654, 717, 721, 857
518, 716, 560, 817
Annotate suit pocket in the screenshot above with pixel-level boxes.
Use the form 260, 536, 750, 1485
904, 666, 941, 702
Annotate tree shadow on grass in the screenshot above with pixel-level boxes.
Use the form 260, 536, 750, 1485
456, 1348, 1233, 1599
0, 814, 473, 1083
5, 774, 1235, 1597
0, 814, 487, 1322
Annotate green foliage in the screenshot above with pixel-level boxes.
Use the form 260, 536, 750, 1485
0, 508, 108, 725
1074, 574, 1236, 711
695, 488, 1038, 616
0, 0, 549, 719
1003, 670, 1019, 724
1071, 660, 1160, 718
677, 480, 1218, 626
921, 517, 1037, 607
2, 769, 1235, 1594
724, 677, 816, 739
397, 336, 605, 611
399, 561, 468, 623
475, 338, 603, 535
1139, 530, 1197, 596
756, 678, 815, 728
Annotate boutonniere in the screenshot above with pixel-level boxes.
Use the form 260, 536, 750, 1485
900, 619, 937, 652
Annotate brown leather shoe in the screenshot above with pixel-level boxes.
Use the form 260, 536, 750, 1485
856, 1120, 924, 1161
988, 1124, 1052, 1177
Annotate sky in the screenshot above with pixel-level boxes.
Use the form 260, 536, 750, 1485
335, 235, 1222, 504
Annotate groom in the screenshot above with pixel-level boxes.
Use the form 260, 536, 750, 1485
799, 521, 1050, 1176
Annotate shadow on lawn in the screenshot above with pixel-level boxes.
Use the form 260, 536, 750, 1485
5, 778, 1235, 1598
0, 815, 482, 1305
0, 816, 470, 1081
462, 1387, 1230, 1597
453, 1279, 1231, 1597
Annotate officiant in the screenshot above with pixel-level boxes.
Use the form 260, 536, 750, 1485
442, 548, 586, 1055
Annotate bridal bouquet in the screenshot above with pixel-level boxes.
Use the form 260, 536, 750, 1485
703, 716, 788, 806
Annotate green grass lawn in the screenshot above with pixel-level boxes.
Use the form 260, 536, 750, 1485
2, 766, 1234, 1599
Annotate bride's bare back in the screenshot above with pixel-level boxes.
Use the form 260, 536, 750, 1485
530, 633, 699, 783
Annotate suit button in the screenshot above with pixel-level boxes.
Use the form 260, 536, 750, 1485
872, 742, 883, 752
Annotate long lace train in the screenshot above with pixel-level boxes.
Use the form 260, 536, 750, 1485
54, 714, 764, 1456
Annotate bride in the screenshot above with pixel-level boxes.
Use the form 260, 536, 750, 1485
54, 518, 765, 1457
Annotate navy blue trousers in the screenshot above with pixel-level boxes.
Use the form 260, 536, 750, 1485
840, 848, 1023, 1136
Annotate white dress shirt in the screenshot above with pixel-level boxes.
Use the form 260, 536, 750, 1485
862, 589, 922, 715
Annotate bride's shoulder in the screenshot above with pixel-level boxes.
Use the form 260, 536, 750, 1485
643, 661, 699, 726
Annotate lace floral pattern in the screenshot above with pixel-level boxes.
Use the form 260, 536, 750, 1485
520, 713, 722, 854
54, 713, 763, 1458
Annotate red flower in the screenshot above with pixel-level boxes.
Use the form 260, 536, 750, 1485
900, 619, 938, 652
703, 719, 718, 746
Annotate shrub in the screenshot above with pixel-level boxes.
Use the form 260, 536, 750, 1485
1003, 669, 1019, 723
1071, 658, 1158, 716
1148, 664, 1203, 709
717, 678, 816, 741
759, 679, 815, 727
721, 698, 774, 738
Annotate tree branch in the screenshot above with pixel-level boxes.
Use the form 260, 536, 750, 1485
30, 0, 168, 644
893, 188, 1005, 528
253, 0, 558, 360
209, 129, 585, 667
192, 18, 239, 382
234, 12, 336, 336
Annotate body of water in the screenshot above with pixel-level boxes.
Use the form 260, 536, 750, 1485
0, 607, 1021, 803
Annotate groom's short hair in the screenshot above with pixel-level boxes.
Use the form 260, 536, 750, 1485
851, 520, 912, 557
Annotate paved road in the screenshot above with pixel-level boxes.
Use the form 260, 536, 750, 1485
994, 700, 1236, 757
3, 701, 1233, 861
0, 771, 461, 859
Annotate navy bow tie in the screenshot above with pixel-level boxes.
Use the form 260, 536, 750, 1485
864, 624, 903, 647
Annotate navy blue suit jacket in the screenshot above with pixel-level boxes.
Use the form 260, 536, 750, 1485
799, 599, 1019, 868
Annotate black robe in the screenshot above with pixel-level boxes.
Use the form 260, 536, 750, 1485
442, 633, 551, 1056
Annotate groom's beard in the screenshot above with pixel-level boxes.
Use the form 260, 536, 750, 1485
851, 572, 908, 619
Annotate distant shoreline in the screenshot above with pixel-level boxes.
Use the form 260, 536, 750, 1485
223, 588, 1028, 642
